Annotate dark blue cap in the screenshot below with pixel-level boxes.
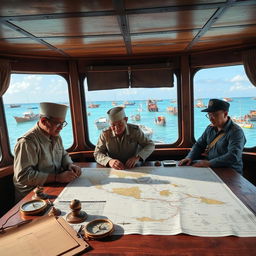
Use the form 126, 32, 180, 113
201, 99, 230, 112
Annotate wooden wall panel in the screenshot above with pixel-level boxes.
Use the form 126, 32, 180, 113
12, 16, 120, 37
128, 9, 216, 33
0, 0, 114, 16
131, 31, 198, 45
64, 47, 127, 57
125, 0, 225, 9
192, 40, 256, 52
0, 24, 25, 38
44, 36, 125, 48
202, 26, 256, 40
213, 5, 256, 27
132, 43, 187, 54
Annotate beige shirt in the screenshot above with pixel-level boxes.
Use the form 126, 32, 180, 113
13, 123, 73, 201
94, 123, 155, 166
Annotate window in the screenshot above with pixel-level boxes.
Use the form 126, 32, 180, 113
83, 75, 178, 145
194, 65, 256, 147
3, 74, 73, 153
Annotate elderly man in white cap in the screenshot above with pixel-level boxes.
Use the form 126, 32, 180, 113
94, 106, 155, 170
13, 102, 81, 202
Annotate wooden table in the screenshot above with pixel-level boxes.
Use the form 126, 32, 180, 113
1, 162, 256, 255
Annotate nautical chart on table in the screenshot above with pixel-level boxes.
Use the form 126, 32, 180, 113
54, 166, 256, 237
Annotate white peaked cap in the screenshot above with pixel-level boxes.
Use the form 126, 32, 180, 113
40, 102, 68, 119
107, 106, 126, 122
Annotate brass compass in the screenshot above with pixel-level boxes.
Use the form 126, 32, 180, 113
20, 199, 48, 215
83, 219, 114, 240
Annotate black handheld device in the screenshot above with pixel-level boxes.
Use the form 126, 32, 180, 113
163, 160, 176, 167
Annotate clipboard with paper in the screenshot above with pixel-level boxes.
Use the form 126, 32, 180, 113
0, 215, 89, 256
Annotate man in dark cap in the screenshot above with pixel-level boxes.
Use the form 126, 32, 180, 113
179, 99, 246, 174
94, 106, 155, 170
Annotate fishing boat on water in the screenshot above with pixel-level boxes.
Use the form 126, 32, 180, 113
13, 111, 39, 123
245, 110, 256, 121
232, 117, 254, 129
195, 99, 206, 108
155, 116, 166, 126
147, 100, 158, 112
88, 103, 100, 108
131, 114, 141, 121
238, 123, 254, 129
95, 117, 109, 130
9, 104, 21, 108
124, 101, 135, 106
166, 106, 178, 115
138, 125, 153, 140
223, 97, 233, 102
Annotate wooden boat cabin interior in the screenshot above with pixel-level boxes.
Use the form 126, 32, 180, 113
0, 0, 256, 217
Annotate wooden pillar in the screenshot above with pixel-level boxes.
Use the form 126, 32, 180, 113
178, 55, 193, 148
68, 61, 87, 151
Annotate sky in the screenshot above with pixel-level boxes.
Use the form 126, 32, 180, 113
3, 65, 255, 104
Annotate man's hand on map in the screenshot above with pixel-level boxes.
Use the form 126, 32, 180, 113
68, 163, 82, 177
178, 158, 192, 166
192, 160, 210, 167
109, 159, 125, 170
56, 170, 79, 183
125, 156, 140, 169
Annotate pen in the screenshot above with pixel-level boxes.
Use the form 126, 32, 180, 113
77, 225, 84, 239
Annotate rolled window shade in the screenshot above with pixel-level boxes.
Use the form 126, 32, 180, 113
131, 68, 173, 88
86, 63, 173, 90
87, 70, 129, 91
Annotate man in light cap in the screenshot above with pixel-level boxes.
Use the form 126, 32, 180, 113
179, 98, 246, 174
13, 102, 81, 202
94, 106, 155, 170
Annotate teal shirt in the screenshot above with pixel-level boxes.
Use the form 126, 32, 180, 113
187, 118, 246, 174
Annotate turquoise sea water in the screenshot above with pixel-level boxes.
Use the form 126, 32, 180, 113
3, 97, 256, 152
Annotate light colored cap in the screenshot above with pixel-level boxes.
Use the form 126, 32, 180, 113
40, 102, 68, 119
107, 106, 126, 122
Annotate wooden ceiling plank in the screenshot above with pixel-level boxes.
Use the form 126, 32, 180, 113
0, 5, 217, 22
2, 1, 255, 22
126, 0, 256, 15
112, 0, 132, 55
0, 10, 116, 22
126, 2, 226, 15
186, 0, 237, 50
1, 20, 70, 57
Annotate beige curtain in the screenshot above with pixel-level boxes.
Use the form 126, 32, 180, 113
242, 48, 256, 87
0, 59, 11, 96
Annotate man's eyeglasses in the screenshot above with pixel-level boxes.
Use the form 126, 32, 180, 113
47, 118, 68, 128
205, 111, 223, 119
205, 113, 211, 119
